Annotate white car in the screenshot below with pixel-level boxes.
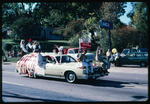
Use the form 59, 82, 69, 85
16, 52, 109, 83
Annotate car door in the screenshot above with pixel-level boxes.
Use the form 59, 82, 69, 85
121, 54, 133, 65
45, 56, 61, 76
131, 53, 141, 64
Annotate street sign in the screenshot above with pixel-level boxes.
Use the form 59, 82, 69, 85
99, 20, 113, 29
79, 38, 91, 49
99, 20, 113, 51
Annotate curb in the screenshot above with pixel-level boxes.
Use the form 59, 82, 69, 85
2, 62, 11, 65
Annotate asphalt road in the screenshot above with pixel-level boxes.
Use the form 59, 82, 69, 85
2, 63, 148, 102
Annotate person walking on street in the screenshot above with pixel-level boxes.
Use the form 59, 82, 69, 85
115, 51, 121, 67
95, 46, 109, 74
20, 39, 28, 57
106, 49, 111, 69
26, 38, 33, 53
95, 46, 103, 62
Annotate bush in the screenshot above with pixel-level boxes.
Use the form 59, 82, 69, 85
69, 35, 80, 47
4, 43, 12, 51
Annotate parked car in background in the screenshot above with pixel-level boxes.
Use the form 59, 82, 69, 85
110, 52, 148, 67
137, 48, 148, 53
121, 48, 148, 55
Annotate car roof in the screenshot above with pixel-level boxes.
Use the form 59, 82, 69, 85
127, 52, 148, 54
68, 48, 86, 50
41, 52, 70, 57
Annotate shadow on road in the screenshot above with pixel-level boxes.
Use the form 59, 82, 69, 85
132, 96, 147, 100
22, 75, 140, 88
76, 79, 140, 88
2, 91, 69, 102
117, 65, 147, 68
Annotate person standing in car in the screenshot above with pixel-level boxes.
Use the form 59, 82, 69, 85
33, 41, 41, 52
26, 38, 33, 53
20, 39, 28, 57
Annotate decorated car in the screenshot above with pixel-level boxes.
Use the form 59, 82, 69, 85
16, 52, 109, 83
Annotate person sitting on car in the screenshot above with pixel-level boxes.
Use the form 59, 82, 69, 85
77, 49, 93, 74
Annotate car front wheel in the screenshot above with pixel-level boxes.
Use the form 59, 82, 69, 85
65, 72, 76, 83
140, 62, 146, 67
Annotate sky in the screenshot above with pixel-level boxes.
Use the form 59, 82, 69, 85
119, 2, 133, 25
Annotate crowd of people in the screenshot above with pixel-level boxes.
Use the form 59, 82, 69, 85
20, 38, 41, 57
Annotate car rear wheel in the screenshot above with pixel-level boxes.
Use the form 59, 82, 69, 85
65, 72, 76, 83
140, 62, 146, 67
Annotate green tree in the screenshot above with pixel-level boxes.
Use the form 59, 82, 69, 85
127, 2, 148, 47
100, 2, 126, 24
98, 2, 127, 53
2, 3, 35, 28
10, 17, 40, 40
111, 25, 139, 52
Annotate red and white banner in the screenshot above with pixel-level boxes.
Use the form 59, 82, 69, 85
79, 38, 91, 49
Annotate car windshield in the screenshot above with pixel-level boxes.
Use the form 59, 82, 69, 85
122, 49, 129, 54
74, 48, 85, 53
56, 56, 76, 63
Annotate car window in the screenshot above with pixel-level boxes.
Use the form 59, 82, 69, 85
69, 50, 74, 54
43, 56, 56, 63
74, 49, 79, 53
123, 49, 129, 54
86, 54, 95, 60
129, 53, 135, 57
144, 53, 148, 57
140, 53, 148, 57
136, 54, 141, 57
56, 56, 76, 63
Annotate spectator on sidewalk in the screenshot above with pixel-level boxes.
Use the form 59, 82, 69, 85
106, 49, 111, 69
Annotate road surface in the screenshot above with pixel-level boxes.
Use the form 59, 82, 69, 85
2, 63, 148, 102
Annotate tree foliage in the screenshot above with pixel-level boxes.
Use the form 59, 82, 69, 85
127, 2, 148, 47
10, 17, 40, 40
111, 26, 139, 52
100, 2, 126, 24
3, 2, 134, 52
